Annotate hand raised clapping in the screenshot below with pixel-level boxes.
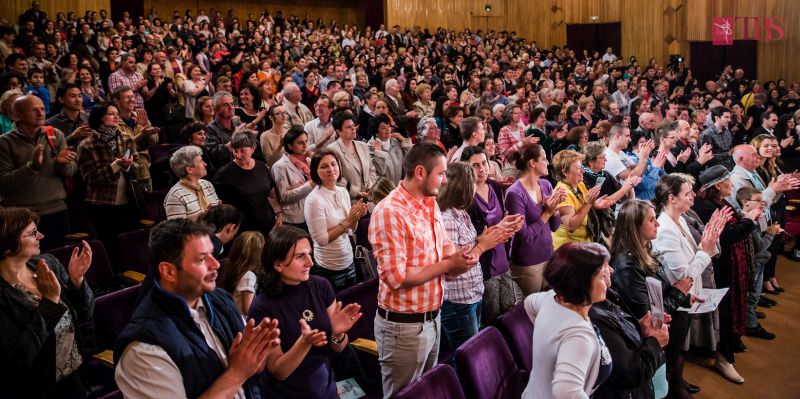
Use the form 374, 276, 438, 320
327, 300, 363, 336
67, 240, 92, 288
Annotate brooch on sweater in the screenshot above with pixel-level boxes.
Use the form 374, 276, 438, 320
302, 309, 315, 322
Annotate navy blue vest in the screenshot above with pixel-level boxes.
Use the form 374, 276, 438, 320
114, 283, 258, 398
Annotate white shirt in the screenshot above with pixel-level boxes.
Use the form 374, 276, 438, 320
304, 185, 354, 270
115, 301, 246, 399
603, 147, 635, 181
522, 291, 600, 399
304, 117, 334, 151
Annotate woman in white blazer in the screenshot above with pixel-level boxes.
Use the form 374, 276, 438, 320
271, 126, 315, 231
651, 174, 728, 397
327, 111, 375, 203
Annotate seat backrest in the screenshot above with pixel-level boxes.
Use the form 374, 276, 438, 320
49, 239, 117, 294
336, 278, 378, 340
93, 284, 141, 350
454, 326, 522, 399
495, 302, 534, 371
394, 364, 466, 399
118, 228, 153, 274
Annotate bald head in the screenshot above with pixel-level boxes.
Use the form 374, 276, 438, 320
282, 83, 301, 104
14, 95, 46, 128
732, 144, 759, 171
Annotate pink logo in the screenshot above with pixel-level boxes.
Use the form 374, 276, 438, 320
712, 17, 734, 45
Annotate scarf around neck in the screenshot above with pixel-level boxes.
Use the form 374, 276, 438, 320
180, 177, 209, 213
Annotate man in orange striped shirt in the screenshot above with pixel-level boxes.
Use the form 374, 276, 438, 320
368, 142, 478, 397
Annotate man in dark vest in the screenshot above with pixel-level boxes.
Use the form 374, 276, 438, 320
114, 219, 279, 398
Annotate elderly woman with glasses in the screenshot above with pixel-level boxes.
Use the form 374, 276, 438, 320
164, 145, 221, 220
214, 130, 283, 235
0, 207, 93, 398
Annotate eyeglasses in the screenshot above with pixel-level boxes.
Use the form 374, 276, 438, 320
23, 229, 40, 238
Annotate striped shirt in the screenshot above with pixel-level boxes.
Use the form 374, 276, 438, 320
163, 180, 221, 220
368, 182, 454, 313
108, 69, 145, 109
441, 208, 484, 304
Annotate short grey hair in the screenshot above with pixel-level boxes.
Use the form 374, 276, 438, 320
169, 145, 203, 178
609, 124, 628, 140
231, 130, 258, 149
212, 91, 233, 108
582, 141, 606, 164
417, 116, 437, 141
282, 82, 300, 96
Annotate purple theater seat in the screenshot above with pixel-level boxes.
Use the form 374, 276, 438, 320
118, 228, 153, 275
336, 278, 378, 340
48, 239, 118, 294
454, 326, 528, 399
495, 302, 533, 371
93, 284, 142, 351
394, 364, 466, 399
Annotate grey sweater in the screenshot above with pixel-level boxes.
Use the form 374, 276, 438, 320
0, 126, 77, 214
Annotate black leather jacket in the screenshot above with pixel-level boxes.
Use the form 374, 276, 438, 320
611, 250, 691, 320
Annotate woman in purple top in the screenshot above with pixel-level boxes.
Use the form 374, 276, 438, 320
248, 225, 363, 399
504, 142, 566, 296
462, 146, 525, 324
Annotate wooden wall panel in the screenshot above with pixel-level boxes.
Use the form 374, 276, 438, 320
386, 0, 799, 82
144, 0, 363, 27
1, 0, 111, 28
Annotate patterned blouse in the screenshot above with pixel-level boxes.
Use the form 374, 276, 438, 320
15, 286, 82, 380
441, 208, 484, 304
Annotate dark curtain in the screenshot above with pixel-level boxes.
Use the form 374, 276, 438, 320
689, 40, 758, 83
111, 0, 143, 23
566, 23, 622, 58
362, 0, 384, 29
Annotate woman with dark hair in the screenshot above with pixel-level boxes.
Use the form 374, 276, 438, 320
260, 104, 291, 167
610, 199, 695, 399
143, 62, 178, 128
504, 143, 565, 295
563, 126, 590, 152
235, 83, 269, 132
77, 103, 140, 256
462, 146, 524, 322
522, 242, 613, 399
213, 130, 283, 235
183, 64, 214, 119
272, 126, 315, 231
248, 225, 362, 399
442, 105, 465, 150
0, 207, 93, 398
651, 172, 732, 389
592, 202, 673, 399
438, 162, 513, 356
76, 66, 104, 112
367, 113, 412, 184
304, 149, 368, 291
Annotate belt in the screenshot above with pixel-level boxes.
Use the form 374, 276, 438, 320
377, 307, 439, 323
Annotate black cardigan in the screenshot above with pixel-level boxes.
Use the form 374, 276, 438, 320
0, 253, 94, 398
611, 251, 691, 320
590, 289, 665, 399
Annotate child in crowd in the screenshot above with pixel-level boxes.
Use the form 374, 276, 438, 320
25, 68, 50, 115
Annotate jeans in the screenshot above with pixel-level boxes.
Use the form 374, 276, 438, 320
746, 259, 766, 329
312, 263, 357, 292
374, 313, 440, 398
441, 300, 481, 361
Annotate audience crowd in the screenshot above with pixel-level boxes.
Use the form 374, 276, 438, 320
3, 2, 800, 398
